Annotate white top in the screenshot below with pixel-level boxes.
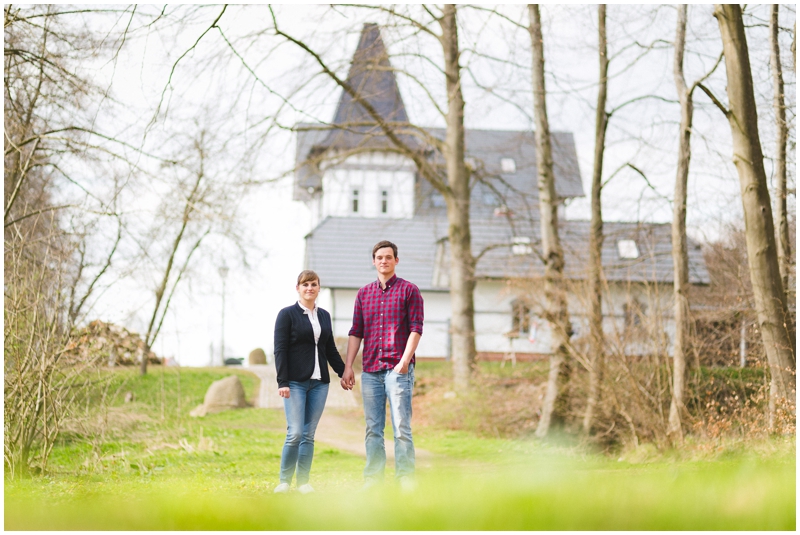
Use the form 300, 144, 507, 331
298, 301, 322, 380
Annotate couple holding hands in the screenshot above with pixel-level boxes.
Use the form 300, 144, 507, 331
272, 240, 424, 494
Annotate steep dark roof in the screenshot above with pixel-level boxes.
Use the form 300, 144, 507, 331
293, 24, 583, 204
304, 216, 711, 291
331, 23, 408, 127
316, 23, 416, 153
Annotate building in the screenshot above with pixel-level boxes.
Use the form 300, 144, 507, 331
294, 23, 710, 359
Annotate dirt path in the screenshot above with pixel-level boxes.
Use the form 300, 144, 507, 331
248, 365, 433, 465
315, 409, 434, 466
249, 364, 357, 409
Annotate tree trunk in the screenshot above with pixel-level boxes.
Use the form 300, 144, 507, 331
440, 5, 477, 390
582, 4, 608, 436
770, 5, 790, 302
667, 4, 692, 443
713, 4, 795, 418
529, 4, 572, 438
141, 156, 205, 375
768, 4, 793, 431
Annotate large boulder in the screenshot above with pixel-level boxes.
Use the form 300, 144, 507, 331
190, 375, 249, 417
248, 348, 267, 365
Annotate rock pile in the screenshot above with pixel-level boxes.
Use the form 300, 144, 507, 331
66, 320, 162, 366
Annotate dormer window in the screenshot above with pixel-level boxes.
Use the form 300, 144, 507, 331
617, 239, 639, 259
501, 158, 516, 173
381, 190, 389, 214
352, 189, 360, 213
512, 236, 532, 255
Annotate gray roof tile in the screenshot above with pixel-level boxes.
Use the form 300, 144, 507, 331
305, 216, 711, 290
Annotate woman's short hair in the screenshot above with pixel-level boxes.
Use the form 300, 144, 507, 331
297, 270, 320, 286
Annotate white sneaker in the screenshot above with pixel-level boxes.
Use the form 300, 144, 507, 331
399, 476, 417, 493
361, 478, 381, 492
273, 482, 290, 493
297, 483, 315, 494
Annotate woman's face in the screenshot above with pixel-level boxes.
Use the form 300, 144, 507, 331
296, 279, 320, 303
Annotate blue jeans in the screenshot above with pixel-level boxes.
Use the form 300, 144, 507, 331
361, 364, 415, 481
279, 379, 329, 485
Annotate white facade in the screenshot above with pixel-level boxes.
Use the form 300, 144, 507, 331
305, 148, 678, 359
309, 151, 416, 228
317, 280, 676, 359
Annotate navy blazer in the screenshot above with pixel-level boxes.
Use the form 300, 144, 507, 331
274, 303, 345, 388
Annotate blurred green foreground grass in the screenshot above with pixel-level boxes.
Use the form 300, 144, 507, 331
4, 367, 796, 530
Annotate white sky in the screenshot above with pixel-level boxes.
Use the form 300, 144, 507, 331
48, 4, 795, 367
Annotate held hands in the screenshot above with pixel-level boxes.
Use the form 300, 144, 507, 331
278, 387, 290, 398
340, 367, 355, 390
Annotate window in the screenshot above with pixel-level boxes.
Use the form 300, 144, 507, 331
501, 158, 516, 173
623, 300, 647, 328
511, 300, 531, 335
511, 236, 532, 255
431, 193, 446, 207
352, 189, 360, 213
617, 239, 639, 259
381, 190, 389, 214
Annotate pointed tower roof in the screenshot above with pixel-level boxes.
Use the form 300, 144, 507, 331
318, 23, 416, 152
333, 23, 408, 125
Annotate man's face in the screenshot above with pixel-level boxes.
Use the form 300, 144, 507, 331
373, 247, 399, 275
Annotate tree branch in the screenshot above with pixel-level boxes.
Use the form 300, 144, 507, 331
696, 82, 729, 116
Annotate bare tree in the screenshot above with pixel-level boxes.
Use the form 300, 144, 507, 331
4, 4, 133, 476
707, 4, 795, 425
138, 127, 240, 375
529, 4, 572, 438
582, 4, 609, 436
270, 7, 478, 388
439, 5, 477, 389
667, 4, 693, 443
139, 161, 209, 375
769, 5, 791, 300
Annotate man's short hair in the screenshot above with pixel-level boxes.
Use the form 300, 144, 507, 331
372, 240, 398, 259
297, 269, 320, 286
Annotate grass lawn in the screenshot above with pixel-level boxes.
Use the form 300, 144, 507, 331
4, 365, 796, 530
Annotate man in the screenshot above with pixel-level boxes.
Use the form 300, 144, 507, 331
341, 240, 423, 490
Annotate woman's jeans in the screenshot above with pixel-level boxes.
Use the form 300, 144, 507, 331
279, 379, 329, 485
361, 364, 415, 481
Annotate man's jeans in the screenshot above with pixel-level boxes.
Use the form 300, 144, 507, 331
279, 379, 329, 485
361, 364, 415, 481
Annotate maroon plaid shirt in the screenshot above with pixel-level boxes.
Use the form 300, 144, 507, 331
348, 274, 424, 373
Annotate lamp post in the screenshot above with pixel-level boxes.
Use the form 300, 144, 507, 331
218, 262, 229, 366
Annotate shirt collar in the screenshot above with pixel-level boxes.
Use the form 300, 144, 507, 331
376, 274, 398, 290
297, 301, 317, 314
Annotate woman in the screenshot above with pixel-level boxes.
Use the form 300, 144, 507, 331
273, 270, 345, 494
